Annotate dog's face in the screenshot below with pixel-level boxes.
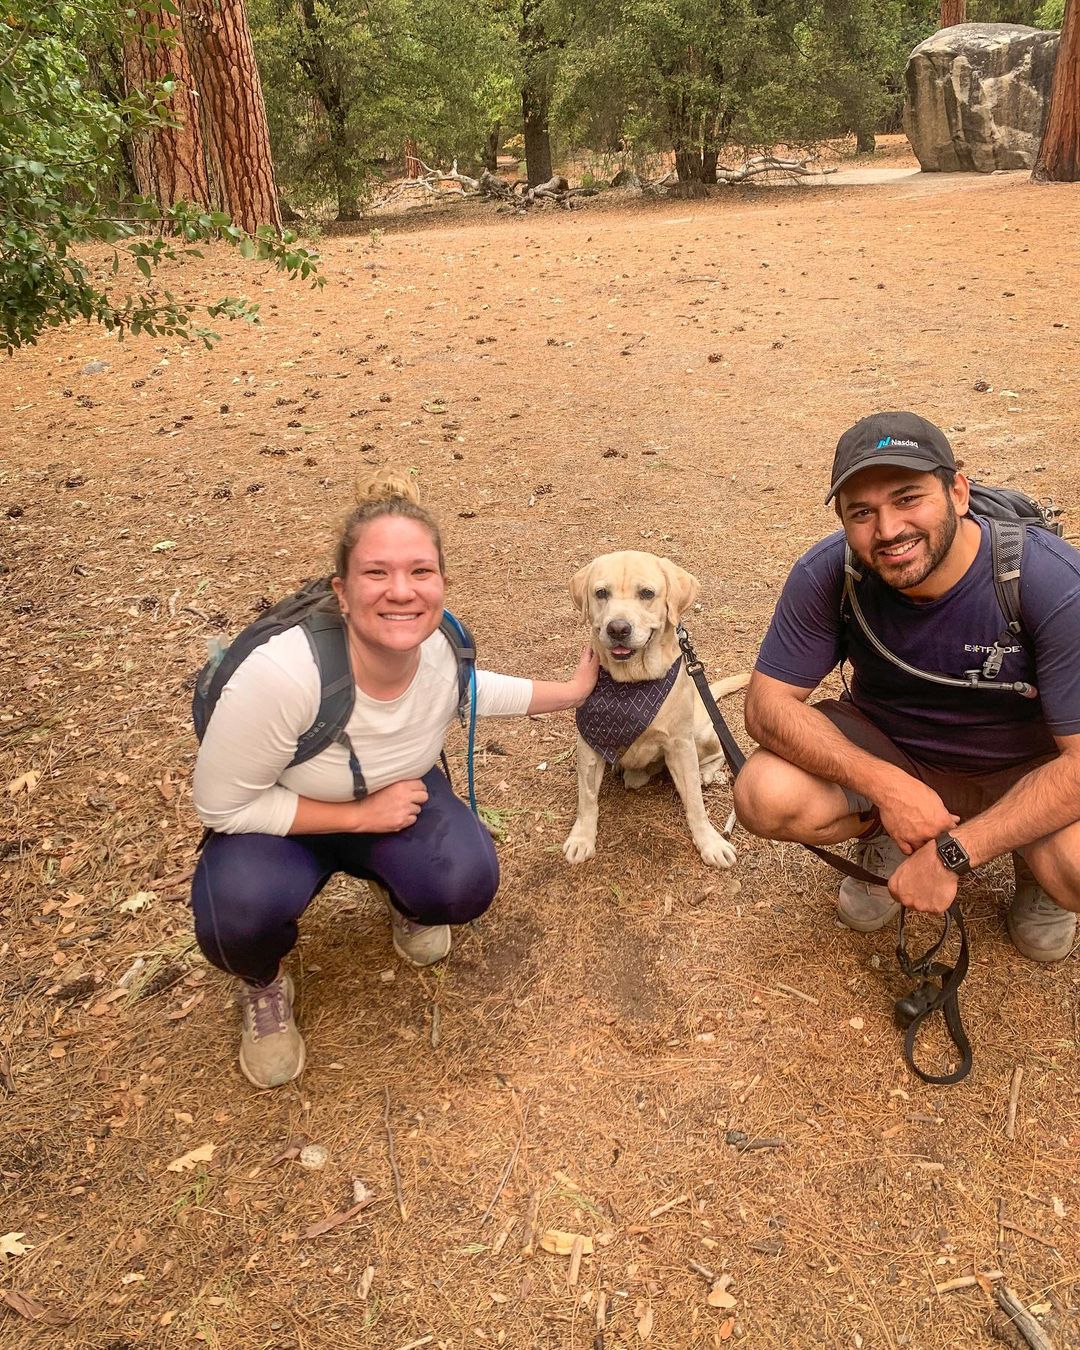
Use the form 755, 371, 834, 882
570, 551, 699, 670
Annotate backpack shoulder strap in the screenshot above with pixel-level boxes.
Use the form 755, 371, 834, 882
988, 517, 1025, 634
439, 610, 476, 716
293, 608, 363, 794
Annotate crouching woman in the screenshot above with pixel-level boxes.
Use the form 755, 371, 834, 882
190, 472, 597, 1088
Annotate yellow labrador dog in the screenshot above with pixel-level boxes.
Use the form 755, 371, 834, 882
562, 551, 748, 869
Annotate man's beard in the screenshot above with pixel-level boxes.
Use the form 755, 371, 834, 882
860, 497, 959, 591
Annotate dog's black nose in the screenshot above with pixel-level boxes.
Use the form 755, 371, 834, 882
606, 619, 632, 642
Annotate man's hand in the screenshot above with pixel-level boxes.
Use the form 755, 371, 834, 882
875, 773, 958, 856
888, 840, 958, 914
353, 779, 428, 833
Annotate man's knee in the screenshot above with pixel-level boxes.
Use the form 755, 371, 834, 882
734, 750, 817, 838
1024, 827, 1080, 912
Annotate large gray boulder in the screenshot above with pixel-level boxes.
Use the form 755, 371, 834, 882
904, 23, 1060, 172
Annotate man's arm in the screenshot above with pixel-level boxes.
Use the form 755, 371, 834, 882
954, 733, 1080, 866
889, 733, 1080, 914
744, 670, 957, 853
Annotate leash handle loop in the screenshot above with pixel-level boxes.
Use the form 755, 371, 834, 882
895, 904, 972, 1085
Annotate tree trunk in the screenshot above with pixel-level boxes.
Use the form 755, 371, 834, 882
940, 0, 966, 26
856, 127, 876, 153
520, 0, 553, 187
123, 5, 211, 210
484, 125, 500, 172
522, 86, 553, 186
184, 0, 281, 233
674, 146, 717, 182
1033, 0, 1080, 181
293, 0, 358, 218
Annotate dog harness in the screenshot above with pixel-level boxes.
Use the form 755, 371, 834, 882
575, 657, 681, 764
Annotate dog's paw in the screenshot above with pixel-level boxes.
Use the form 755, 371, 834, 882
699, 759, 727, 787
622, 768, 652, 791
562, 833, 596, 864
696, 830, 737, 869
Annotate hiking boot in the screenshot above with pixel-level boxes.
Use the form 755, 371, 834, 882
837, 832, 905, 933
236, 972, 305, 1088
368, 880, 452, 966
1007, 853, 1076, 963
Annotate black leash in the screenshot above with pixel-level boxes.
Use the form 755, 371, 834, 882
677, 623, 973, 1084
895, 906, 972, 1084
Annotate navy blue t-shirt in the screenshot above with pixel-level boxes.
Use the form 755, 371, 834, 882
755, 517, 1080, 772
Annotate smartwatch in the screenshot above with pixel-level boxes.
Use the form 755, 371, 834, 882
936, 832, 972, 876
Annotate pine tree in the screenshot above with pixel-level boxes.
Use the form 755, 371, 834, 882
1033, 0, 1080, 180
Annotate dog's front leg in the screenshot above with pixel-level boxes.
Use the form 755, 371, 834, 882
562, 735, 606, 864
664, 736, 736, 869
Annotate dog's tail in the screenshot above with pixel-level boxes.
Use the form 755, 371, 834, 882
708, 671, 750, 699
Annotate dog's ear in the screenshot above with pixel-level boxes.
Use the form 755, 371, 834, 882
658, 558, 700, 626
569, 561, 593, 619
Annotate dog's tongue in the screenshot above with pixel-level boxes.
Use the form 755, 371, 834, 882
612, 646, 632, 658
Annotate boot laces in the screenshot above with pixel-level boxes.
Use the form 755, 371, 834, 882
242, 980, 290, 1041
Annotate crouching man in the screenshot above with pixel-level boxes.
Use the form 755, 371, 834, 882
733, 412, 1080, 960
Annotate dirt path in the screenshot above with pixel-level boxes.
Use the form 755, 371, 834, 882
2, 170, 1080, 1350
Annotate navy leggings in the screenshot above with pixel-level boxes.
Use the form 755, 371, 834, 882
190, 766, 499, 986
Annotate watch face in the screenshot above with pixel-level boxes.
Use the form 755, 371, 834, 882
938, 837, 968, 870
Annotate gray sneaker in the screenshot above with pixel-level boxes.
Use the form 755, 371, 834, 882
237, 972, 305, 1088
837, 832, 906, 932
368, 880, 452, 966
1007, 853, 1076, 963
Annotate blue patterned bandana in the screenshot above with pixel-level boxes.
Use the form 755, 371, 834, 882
575, 657, 682, 764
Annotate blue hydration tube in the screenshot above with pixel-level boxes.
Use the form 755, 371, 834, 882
465, 663, 478, 815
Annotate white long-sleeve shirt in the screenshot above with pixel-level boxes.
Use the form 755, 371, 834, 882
193, 625, 532, 835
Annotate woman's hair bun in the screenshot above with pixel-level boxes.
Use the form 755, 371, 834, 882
354, 468, 421, 507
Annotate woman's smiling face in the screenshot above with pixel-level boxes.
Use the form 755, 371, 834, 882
332, 515, 446, 656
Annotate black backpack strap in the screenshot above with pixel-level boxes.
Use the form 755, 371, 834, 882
294, 610, 366, 796
989, 517, 1025, 633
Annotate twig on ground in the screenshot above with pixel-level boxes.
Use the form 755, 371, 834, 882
1000, 1217, 1061, 1255
568, 1234, 585, 1286
1006, 1065, 1024, 1140
521, 1187, 542, 1256
396, 1337, 435, 1350
383, 1085, 407, 1221
994, 1286, 1056, 1350
689, 1258, 719, 1282
648, 1194, 688, 1219
770, 983, 820, 1006
737, 1074, 761, 1105
933, 1270, 1004, 1294
480, 1099, 530, 1225
430, 1003, 441, 1049
492, 1216, 517, 1254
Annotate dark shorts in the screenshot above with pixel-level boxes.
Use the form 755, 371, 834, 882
816, 698, 1057, 822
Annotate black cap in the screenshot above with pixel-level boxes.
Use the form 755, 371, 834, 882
826, 412, 956, 503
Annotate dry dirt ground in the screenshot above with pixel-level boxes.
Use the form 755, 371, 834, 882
2, 160, 1080, 1350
